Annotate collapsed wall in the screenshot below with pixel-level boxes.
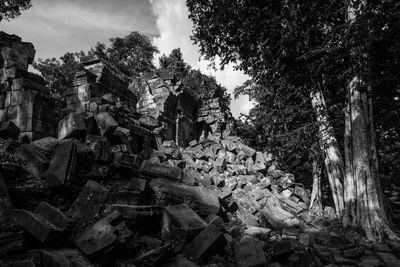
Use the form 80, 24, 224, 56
0, 32, 55, 141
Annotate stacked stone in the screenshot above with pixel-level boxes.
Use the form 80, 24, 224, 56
64, 57, 138, 115
1, 113, 400, 267
0, 32, 56, 141
197, 95, 232, 136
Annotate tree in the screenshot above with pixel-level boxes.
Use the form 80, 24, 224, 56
33, 52, 81, 111
187, 0, 400, 240
94, 31, 159, 81
0, 0, 31, 21
159, 48, 190, 79
187, 0, 346, 216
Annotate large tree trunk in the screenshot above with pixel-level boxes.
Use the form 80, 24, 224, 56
343, 77, 398, 241
310, 90, 344, 216
343, 0, 398, 241
309, 157, 323, 215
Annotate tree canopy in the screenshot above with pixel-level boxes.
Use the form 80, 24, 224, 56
0, 0, 31, 21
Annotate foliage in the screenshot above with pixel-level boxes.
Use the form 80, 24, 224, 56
158, 48, 229, 103
0, 0, 31, 21
93, 31, 159, 81
32, 53, 81, 110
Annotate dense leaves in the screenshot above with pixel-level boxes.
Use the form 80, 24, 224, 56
0, 0, 31, 21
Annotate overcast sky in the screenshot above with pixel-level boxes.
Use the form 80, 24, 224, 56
2, 0, 252, 117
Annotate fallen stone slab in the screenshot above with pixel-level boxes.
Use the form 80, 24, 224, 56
235, 236, 268, 267
58, 112, 87, 140
262, 195, 299, 229
14, 143, 49, 177
12, 209, 65, 246
42, 140, 77, 187
140, 160, 183, 181
34, 201, 68, 232
28, 248, 94, 267
113, 152, 143, 169
183, 224, 227, 261
150, 178, 220, 216
31, 136, 58, 155
75, 211, 132, 256
162, 204, 207, 241
69, 180, 109, 222
204, 214, 224, 230
0, 120, 20, 140
95, 112, 118, 136
244, 226, 271, 239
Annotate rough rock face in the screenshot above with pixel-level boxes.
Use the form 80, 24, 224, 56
137, 71, 197, 147
64, 57, 138, 114
0, 31, 56, 141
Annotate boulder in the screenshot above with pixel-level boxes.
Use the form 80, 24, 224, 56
57, 112, 87, 140
42, 140, 77, 187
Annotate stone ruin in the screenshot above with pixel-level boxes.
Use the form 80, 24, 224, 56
0, 32, 55, 142
1, 32, 400, 267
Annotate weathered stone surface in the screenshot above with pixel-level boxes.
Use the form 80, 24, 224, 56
86, 134, 111, 162
75, 211, 129, 256
14, 143, 49, 177
235, 236, 267, 267
183, 224, 227, 261
12, 209, 65, 246
140, 160, 183, 181
160, 254, 200, 267
244, 226, 271, 239
262, 196, 299, 229
34, 201, 68, 231
0, 120, 20, 140
69, 180, 109, 222
58, 112, 87, 140
133, 242, 173, 267
42, 140, 77, 187
29, 248, 94, 267
150, 178, 220, 216
95, 112, 118, 136
31, 136, 58, 154
162, 204, 207, 241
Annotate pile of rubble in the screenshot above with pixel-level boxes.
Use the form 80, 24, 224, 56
1, 112, 400, 267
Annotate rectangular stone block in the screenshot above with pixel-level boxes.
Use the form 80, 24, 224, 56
86, 134, 111, 162
95, 112, 118, 136
58, 112, 87, 140
235, 236, 268, 267
0, 120, 20, 140
34, 201, 68, 231
42, 140, 77, 187
183, 224, 227, 261
150, 178, 220, 216
140, 160, 183, 181
28, 248, 94, 267
14, 143, 49, 177
162, 204, 207, 241
69, 180, 109, 222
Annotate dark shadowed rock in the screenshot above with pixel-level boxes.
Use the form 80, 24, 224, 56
0, 120, 20, 140
235, 236, 268, 267
58, 112, 87, 140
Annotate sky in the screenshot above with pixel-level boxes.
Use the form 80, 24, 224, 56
2, 0, 253, 117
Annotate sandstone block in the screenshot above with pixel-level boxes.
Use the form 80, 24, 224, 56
57, 112, 87, 140
95, 112, 118, 136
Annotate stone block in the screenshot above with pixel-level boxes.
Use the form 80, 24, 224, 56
14, 143, 49, 177
34, 201, 68, 231
235, 236, 267, 267
75, 211, 131, 256
159, 254, 199, 267
12, 209, 65, 246
140, 160, 183, 181
244, 226, 271, 239
95, 112, 118, 136
236, 143, 256, 157
57, 112, 87, 140
69, 180, 109, 222
262, 196, 299, 229
376, 252, 400, 266
133, 243, 173, 266
183, 224, 227, 261
204, 214, 224, 230
42, 140, 77, 187
31, 136, 58, 154
162, 204, 207, 241
29, 248, 94, 267
150, 178, 220, 216
113, 152, 143, 169
248, 162, 266, 173
214, 157, 227, 173
0, 120, 20, 140
86, 134, 111, 162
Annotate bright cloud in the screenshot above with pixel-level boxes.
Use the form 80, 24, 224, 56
149, 0, 253, 117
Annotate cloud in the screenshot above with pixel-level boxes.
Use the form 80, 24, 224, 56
2, 0, 158, 59
149, 0, 252, 118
